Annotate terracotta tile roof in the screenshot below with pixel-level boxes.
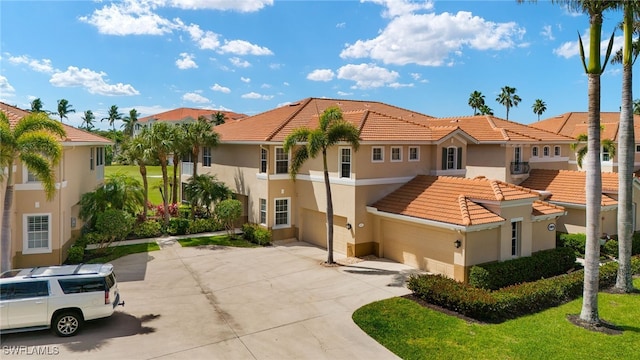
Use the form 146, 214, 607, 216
532, 112, 640, 141
215, 97, 437, 142
426, 115, 576, 143
138, 107, 246, 123
371, 175, 550, 226
0, 102, 111, 144
532, 200, 566, 217
519, 169, 618, 207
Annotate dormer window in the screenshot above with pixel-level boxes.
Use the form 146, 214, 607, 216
442, 147, 462, 170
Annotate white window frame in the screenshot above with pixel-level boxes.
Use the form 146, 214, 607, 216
275, 147, 289, 174
259, 198, 267, 225
371, 146, 384, 163
446, 147, 457, 170
260, 148, 268, 173
602, 146, 612, 162
273, 197, 290, 229
90, 147, 95, 170
408, 146, 420, 161
391, 146, 402, 162
531, 146, 538, 157
543, 146, 550, 157
23, 213, 52, 254
96, 147, 104, 166
339, 147, 352, 179
636, 144, 640, 153
511, 219, 522, 257
554, 146, 561, 157
202, 147, 212, 167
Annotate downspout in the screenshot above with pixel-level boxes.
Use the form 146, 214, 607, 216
58, 148, 65, 265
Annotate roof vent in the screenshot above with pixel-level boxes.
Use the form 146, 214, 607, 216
289, 102, 300, 107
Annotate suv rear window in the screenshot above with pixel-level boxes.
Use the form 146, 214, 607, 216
105, 273, 116, 290
0, 281, 49, 300
58, 278, 107, 294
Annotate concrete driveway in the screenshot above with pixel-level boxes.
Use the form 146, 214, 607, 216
0, 239, 420, 359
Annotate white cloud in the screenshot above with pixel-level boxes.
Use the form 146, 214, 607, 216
184, 23, 221, 50
340, 10, 525, 66
336, 63, 399, 89
49, 66, 140, 96
167, 0, 273, 12
176, 52, 198, 69
229, 57, 251, 68
241, 92, 273, 100
241, 77, 251, 83
0, 75, 15, 97
8, 55, 54, 73
541, 25, 555, 41
337, 91, 353, 96
211, 83, 231, 93
183, 92, 210, 103
364, 0, 434, 18
553, 31, 622, 60
388, 82, 414, 89
79, 1, 178, 36
336, 22, 346, 29
219, 40, 273, 55
307, 69, 335, 82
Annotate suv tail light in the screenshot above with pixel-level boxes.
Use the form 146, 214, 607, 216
105, 290, 110, 305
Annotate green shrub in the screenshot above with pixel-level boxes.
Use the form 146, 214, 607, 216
188, 218, 214, 234
242, 223, 255, 240
633, 233, 640, 255
602, 239, 618, 258
409, 256, 640, 323
468, 247, 576, 290
168, 218, 191, 236
178, 204, 191, 219
215, 199, 243, 236
79, 232, 108, 245
96, 209, 135, 242
557, 233, 586, 257
66, 245, 85, 264
132, 220, 163, 238
242, 223, 272, 245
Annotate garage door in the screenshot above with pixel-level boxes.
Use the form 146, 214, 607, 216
301, 209, 348, 255
381, 220, 454, 277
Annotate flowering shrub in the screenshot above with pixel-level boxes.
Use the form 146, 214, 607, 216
155, 203, 179, 217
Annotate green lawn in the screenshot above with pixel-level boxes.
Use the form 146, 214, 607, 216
85, 242, 161, 264
178, 234, 258, 248
105, 165, 173, 206
353, 278, 640, 360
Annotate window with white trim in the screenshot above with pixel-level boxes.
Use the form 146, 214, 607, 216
532, 146, 538, 157
96, 147, 104, 166
372, 147, 384, 162
260, 148, 268, 173
274, 198, 290, 227
554, 146, 561, 156
511, 220, 521, 257
636, 144, 640, 153
90, 147, 95, 170
259, 198, 267, 225
24, 214, 51, 254
203, 147, 212, 167
602, 147, 611, 162
442, 147, 462, 170
409, 146, 419, 161
543, 146, 550, 157
340, 147, 351, 178
391, 147, 402, 162
275, 147, 289, 174
27, 170, 39, 182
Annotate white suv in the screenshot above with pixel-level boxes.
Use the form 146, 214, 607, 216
0, 263, 124, 337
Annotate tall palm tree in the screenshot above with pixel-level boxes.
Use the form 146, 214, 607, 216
570, 133, 616, 168
0, 111, 66, 272
283, 106, 360, 264
182, 118, 220, 178
532, 99, 547, 121
611, 1, 640, 293
146, 122, 175, 226
121, 108, 139, 138
81, 110, 96, 131
30, 98, 45, 113
479, 104, 494, 115
78, 172, 144, 226
468, 91, 486, 115
102, 105, 122, 132
119, 135, 153, 221
496, 86, 521, 120
56, 99, 75, 123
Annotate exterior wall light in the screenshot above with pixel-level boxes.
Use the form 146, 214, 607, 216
454, 240, 462, 248
346, 223, 352, 230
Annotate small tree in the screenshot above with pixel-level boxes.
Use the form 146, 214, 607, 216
215, 199, 242, 237
95, 209, 135, 251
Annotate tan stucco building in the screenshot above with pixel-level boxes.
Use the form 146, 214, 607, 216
0, 102, 111, 269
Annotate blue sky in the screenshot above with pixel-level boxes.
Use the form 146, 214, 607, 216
1, 0, 637, 130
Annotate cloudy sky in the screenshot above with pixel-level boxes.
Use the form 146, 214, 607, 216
0, 0, 635, 129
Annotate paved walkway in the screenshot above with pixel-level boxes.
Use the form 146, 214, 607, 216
2, 235, 421, 359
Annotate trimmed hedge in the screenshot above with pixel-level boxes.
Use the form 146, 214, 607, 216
242, 223, 272, 245
556, 233, 586, 257
408, 256, 640, 323
469, 247, 576, 290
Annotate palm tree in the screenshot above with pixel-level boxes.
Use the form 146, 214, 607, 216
532, 99, 547, 121
146, 122, 175, 226
213, 111, 226, 125
0, 111, 66, 272
468, 91, 486, 115
56, 99, 75, 123
119, 135, 153, 221
479, 104, 494, 115
78, 172, 144, 226
30, 98, 45, 113
102, 105, 122, 132
611, 2, 640, 293
496, 86, 522, 120
184, 174, 231, 217
634, 99, 640, 115
182, 118, 220, 178
570, 133, 616, 168
81, 110, 96, 131
283, 106, 360, 264
121, 108, 139, 138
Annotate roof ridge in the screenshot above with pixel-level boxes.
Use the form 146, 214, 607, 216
490, 180, 505, 201
265, 97, 314, 141
458, 195, 472, 226
534, 199, 565, 211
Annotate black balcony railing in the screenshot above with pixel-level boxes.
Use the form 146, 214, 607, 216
510, 161, 530, 175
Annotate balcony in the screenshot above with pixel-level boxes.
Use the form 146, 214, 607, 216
510, 162, 530, 175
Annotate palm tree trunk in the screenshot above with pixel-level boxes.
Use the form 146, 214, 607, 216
1, 184, 14, 272
140, 164, 148, 222
580, 72, 602, 324
161, 160, 170, 226
323, 149, 334, 264
172, 157, 179, 205
616, 5, 634, 292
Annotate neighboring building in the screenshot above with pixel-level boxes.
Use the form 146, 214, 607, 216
531, 112, 640, 172
135, 107, 246, 136
520, 169, 640, 235
0, 102, 111, 268
205, 98, 573, 281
